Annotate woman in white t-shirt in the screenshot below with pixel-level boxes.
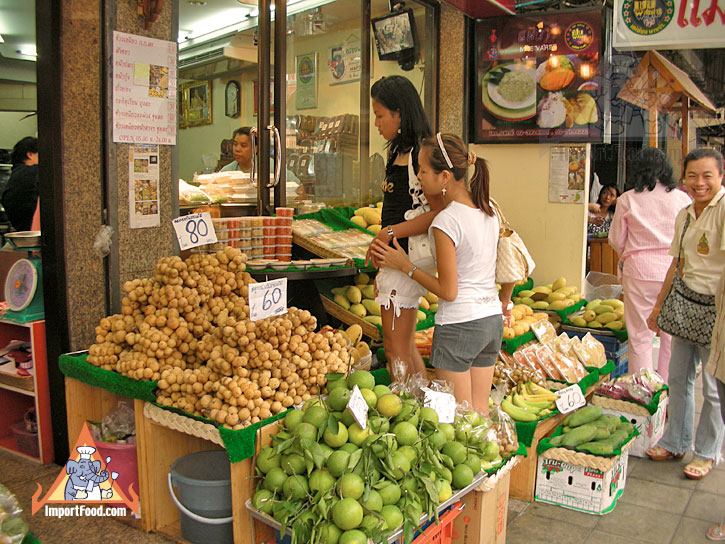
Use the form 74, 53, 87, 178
371, 133, 513, 414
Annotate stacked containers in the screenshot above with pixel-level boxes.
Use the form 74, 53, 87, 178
275, 207, 293, 262
263, 217, 276, 259
250, 217, 264, 258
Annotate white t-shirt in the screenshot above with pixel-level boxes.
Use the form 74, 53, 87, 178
429, 201, 501, 325
669, 187, 725, 296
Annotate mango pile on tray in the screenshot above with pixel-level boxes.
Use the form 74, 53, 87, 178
350, 203, 383, 235
568, 298, 626, 331
512, 277, 583, 312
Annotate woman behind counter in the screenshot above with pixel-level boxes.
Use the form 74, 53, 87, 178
608, 148, 691, 382
646, 148, 725, 480
2, 137, 38, 232
588, 184, 620, 237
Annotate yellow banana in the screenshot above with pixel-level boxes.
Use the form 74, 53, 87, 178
527, 382, 559, 401
519, 394, 555, 409
512, 393, 543, 413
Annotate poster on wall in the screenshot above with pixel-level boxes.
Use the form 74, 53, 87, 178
113, 31, 177, 145
129, 144, 160, 228
473, 10, 603, 144
328, 38, 362, 85
548, 144, 589, 203
613, 0, 725, 50
296, 53, 318, 109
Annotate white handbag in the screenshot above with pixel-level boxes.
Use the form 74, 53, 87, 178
403, 152, 436, 274
491, 199, 535, 283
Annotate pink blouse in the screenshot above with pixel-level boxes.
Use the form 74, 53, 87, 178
608, 184, 691, 282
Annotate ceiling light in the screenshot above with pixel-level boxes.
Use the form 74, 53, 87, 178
0, 34, 4, 43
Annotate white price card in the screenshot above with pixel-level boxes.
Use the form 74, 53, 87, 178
172, 212, 217, 250
347, 385, 369, 429
555, 384, 586, 414
422, 387, 456, 424
249, 278, 288, 322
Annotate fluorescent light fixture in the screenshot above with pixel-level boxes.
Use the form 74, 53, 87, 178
17, 45, 37, 57
0, 34, 4, 43
179, 0, 334, 51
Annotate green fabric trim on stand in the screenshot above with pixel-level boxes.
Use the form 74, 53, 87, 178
514, 409, 560, 447
372, 367, 392, 386
22, 534, 41, 544
591, 360, 615, 378
512, 278, 534, 295
537, 415, 640, 457
295, 207, 371, 235
59, 354, 157, 403
551, 299, 587, 320
502, 331, 536, 354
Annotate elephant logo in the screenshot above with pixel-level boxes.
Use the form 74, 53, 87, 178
31, 423, 139, 516
64, 446, 117, 501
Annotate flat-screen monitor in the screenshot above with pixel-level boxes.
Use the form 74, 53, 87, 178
371, 9, 417, 62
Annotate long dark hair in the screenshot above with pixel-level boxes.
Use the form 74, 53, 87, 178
422, 133, 493, 216
597, 184, 620, 213
627, 148, 677, 192
370, 76, 431, 166
11, 137, 37, 165
683, 148, 724, 177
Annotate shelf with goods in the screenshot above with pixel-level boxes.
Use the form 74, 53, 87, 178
0, 318, 52, 463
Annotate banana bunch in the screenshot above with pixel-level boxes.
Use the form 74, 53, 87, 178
501, 381, 559, 422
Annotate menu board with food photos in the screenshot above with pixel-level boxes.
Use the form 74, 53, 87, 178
473, 10, 603, 144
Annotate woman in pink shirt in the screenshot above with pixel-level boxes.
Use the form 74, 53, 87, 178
609, 148, 691, 382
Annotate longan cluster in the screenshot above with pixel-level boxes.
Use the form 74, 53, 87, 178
86, 245, 353, 429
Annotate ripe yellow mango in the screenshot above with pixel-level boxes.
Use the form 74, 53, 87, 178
602, 299, 624, 309
588, 321, 603, 328
355, 273, 371, 285
364, 316, 383, 325
548, 300, 568, 311
350, 304, 367, 318
546, 293, 566, 303
424, 292, 438, 304
520, 297, 535, 306
513, 324, 526, 336
334, 294, 350, 310
351, 216, 367, 229
598, 312, 618, 324
346, 286, 363, 304
585, 299, 602, 312
605, 321, 623, 330
583, 310, 597, 322
419, 297, 430, 311
362, 299, 381, 316
570, 316, 587, 327
362, 209, 382, 226
503, 327, 515, 340
532, 301, 550, 310
552, 277, 567, 291
517, 290, 535, 298
368, 225, 382, 235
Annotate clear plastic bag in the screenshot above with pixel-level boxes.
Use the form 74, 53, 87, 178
0, 484, 28, 544
583, 271, 622, 301
89, 401, 136, 443
489, 401, 519, 459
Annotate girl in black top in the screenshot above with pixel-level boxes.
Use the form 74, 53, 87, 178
365, 76, 445, 378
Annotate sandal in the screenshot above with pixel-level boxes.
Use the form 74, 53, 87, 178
646, 445, 685, 461
707, 524, 725, 541
684, 458, 713, 480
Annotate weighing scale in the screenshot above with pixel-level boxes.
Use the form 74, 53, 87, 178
3, 238, 44, 323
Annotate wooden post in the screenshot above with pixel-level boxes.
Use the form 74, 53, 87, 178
681, 97, 690, 161
648, 67, 658, 148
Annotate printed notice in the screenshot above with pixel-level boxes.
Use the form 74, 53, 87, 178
549, 145, 588, 203
129, 144, 160, 228
113, 31, 177, 145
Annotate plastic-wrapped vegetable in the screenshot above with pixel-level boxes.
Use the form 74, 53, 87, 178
0, 484, 28, 544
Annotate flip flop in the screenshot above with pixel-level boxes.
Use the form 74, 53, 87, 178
707, 524, 725, 541
684, 458, 713, 480
646, 445, 685, 461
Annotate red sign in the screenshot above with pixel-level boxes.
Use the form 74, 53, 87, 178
473, 10, 603, 144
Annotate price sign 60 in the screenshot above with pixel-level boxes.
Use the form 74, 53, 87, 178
249, 278, 288, 322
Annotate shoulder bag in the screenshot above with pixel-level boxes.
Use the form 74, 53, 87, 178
491, 199, 536, 283
402, 152, 436, 274
657, 202, 720, 347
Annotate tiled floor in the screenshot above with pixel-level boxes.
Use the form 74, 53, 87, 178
1, 379, 723, 544
507, 377, 725, 544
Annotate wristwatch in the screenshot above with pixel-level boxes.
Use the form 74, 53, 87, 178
387, 226, 395, 240
407, 265, 418, 278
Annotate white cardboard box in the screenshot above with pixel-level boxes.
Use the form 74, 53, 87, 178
600, 394, 668, 458
535, 453, 628, 515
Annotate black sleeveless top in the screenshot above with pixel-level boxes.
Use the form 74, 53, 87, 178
381, 164, 413, 254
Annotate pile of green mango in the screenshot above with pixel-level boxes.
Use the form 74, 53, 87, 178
548, 405, 635, 456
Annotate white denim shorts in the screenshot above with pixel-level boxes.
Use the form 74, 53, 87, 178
375, 267, 427, 330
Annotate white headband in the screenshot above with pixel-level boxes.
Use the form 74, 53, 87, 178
436, 132, 453, 169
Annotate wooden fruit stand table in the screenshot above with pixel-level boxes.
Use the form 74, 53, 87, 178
508, 372, 610, 502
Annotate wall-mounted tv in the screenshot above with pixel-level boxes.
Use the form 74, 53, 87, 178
371, 9, 417, 62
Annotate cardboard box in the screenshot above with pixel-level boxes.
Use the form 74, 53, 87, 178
599, 394, 668, 458
451, 470, 510, 544
534, 453, 628, 515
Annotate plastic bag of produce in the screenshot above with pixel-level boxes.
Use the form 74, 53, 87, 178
178, 179, 212, 205
489, 398, 519, 459
583, 271, 622, 302
88, 401, 136, 443
0, 484, 29, 544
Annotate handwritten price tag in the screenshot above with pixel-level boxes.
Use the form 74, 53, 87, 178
172, 212, 217, 250
422, 388, 456, 424
347, 385, 369, 429
555, 385, 586, 414
248, 278, 288, 322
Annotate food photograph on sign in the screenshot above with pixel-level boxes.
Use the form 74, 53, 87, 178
474, 10, 603, 143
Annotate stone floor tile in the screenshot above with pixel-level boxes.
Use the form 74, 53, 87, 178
506, 512, 592, 544
695, 467, 725, 495
630, 457, 697, 489
585, 529, 652, 544
685, 491, 725, 523
627, 455, 639, 476
594, 503, 679, 543
671, 516, 724, 544
619, 477, 692, 514
526, 501, 599, 528
508, 498, 530, 513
